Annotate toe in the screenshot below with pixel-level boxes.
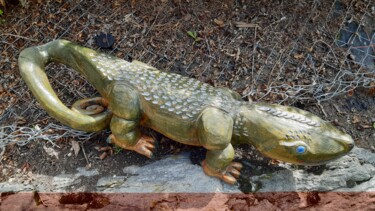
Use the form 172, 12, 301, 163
145, 142, 155, 150
141, 147, 153, 158
228, 167, 241, 178
222, 174, 237, 185
231, 162, 243, 171
142, 135, 155, 143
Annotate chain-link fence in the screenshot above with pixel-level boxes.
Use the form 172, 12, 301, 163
1, 0, 374, 151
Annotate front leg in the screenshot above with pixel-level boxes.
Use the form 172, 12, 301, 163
202, 145, 243, 184
198, 107, 243, 184
107, 83, 155, 158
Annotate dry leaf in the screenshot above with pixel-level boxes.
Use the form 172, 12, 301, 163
43, 145, 59, 159
71, 140, 80, 156
368, 82, 375, 96
85, 163, 92, 169
294, 54, 304, 59
214, 19, 224, 27
352, 115, 360, 124
0, 0, 6, 7
360, 124, 372, 129
99, 152, 108, 160
21, 162, 31, 172
16, 116, 27, 125
347, 89, 354, 97
235, 47, 240, 62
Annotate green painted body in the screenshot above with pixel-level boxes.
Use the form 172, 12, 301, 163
18, 40, 354, 184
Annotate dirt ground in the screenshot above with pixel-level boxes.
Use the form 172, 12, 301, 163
0, 0, 374, 209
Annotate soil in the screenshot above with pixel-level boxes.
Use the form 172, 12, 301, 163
0, 0, 374, 209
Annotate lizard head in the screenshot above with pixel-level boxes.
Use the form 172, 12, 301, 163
237, 103, 354, 165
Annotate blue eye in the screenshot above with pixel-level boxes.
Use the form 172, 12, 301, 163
296, 146, 306, 154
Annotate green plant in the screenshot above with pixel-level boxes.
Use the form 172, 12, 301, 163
113, 145, 123, 154
0, 0, 4, 24
187, 31, 202, 43
0, 9, 4, 24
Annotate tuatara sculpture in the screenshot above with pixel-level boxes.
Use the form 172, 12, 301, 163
18, 40, 354, 184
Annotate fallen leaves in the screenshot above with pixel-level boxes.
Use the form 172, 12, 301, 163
0, 0, 5, 7
293, 53, 304, 59
347, 89, 355, 97
95, 146, 113, 160
71, 140, 80, 157
15, 116, 27, 125
43, 145, 59, 159
351, 115, 374, 130
21, 162, 31, 172
213, 19, 224, 27
352, 115, 361, 124
368, 82, 375, 96
359, 124, 373, 129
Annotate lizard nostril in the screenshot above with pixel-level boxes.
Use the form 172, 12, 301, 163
347, 143, 354, 150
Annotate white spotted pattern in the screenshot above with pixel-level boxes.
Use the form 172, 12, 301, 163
256, 106, 320, 127
88, 53, 239, 120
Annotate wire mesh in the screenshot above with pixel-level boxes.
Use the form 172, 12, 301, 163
0, 0, 374, 148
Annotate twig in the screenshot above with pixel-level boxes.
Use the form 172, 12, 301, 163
0, 146, 5, 160
80, 142, 90, 167
2, 33, 37, 42
235, 22, 260, 28
251, 26, 257, 94
317, 101, 328, 117
332, 103, 344, 115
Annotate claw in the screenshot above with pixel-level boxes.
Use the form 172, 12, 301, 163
109, 134, 156, 158
131, 135, 155, 158
230, 162, 243, 171
228, 166, 241, 178
202, 160, 242, 185
145, 142, 155, 150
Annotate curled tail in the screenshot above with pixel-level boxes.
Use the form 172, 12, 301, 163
18, 40, 112, 132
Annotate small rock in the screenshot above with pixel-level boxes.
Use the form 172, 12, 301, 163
96, 176, 126, 191
76, 167, 99, 177
116, 153, 239, 193
253, 147, 375, 192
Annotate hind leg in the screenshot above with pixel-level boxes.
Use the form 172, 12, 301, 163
107, 83, 155, 158
108, 117, 155, 158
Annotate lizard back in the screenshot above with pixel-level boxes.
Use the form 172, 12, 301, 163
89, 52, 240, 120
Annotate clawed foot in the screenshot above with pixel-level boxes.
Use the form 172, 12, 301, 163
202, 160, 243, 184
108, 134, 155, 158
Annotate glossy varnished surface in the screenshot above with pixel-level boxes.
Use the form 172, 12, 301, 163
18, 40, 355, 184
88, 52, 239, 120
